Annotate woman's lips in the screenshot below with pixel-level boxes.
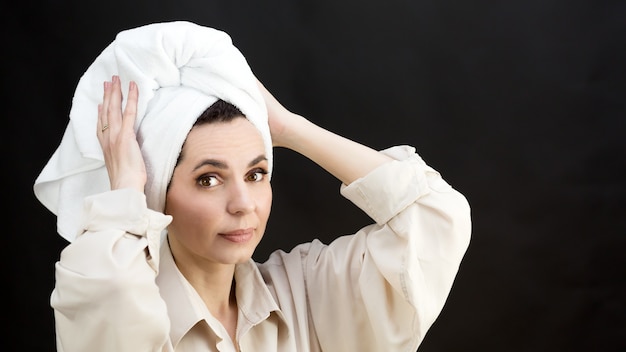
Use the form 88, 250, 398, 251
219, 228, 254, 243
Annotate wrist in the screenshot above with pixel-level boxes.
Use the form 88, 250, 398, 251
272, 113, 312, 150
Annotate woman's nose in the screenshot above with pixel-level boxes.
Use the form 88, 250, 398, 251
226, 181, 255, 215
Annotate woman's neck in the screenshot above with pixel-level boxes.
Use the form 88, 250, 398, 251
175, 256, 237, 313
174, 252, 240, 344
167, 236, 240, 344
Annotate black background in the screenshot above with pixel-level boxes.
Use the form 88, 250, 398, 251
4, 0, 625, 351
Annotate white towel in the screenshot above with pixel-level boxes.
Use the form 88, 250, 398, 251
33, 21, 272, 242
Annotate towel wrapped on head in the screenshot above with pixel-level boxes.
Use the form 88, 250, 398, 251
33, 21, 272, 243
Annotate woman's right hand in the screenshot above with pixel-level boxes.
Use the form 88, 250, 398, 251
97, 75, 147, 193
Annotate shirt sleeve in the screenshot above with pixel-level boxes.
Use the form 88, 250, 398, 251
50, 188, 174, 352
281, 145, 472, 351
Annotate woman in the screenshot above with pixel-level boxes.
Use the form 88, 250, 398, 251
35, 21, 471, 351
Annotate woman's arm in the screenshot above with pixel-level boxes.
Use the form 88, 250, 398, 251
52, 78, 173, 352
257, 79, 471, 351
52, 189, 173, 352
257, 80, 392, 185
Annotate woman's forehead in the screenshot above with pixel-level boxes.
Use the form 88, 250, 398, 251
180, 118, 266, 163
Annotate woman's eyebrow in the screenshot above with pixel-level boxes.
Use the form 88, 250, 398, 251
192, 154, 267, 172
248, 154, 267, 167
193, 159, 227, 171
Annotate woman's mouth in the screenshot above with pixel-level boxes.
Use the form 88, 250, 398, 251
219, 228, 254, 243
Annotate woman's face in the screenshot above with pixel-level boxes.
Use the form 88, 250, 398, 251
164, 117, 272, 266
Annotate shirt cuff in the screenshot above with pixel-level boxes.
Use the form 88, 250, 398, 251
339, 145, 433, 225
79, 188, 172, 271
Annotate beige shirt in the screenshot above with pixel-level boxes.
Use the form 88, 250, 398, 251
52, 145, 471, 352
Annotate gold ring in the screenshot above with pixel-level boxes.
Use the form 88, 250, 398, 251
101, 123, 109, 132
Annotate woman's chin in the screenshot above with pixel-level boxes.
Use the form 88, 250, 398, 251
214, 246, 257, 265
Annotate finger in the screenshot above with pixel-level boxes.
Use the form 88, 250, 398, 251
107, 75, 123, 133
98, 80, 112, 136
101, 79, 112, 123
122, 81, 139, 132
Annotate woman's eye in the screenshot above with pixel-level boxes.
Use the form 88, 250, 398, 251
198, 175, 219, 187
247, 169, 268, 182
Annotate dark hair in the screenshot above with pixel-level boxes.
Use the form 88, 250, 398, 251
194, 99, 245, 126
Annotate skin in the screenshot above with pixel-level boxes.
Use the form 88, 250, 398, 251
165, 118, 272, 269
97, 75, 392, 347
